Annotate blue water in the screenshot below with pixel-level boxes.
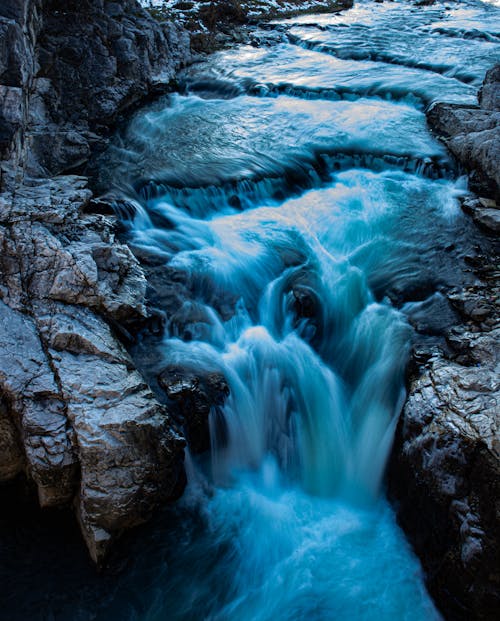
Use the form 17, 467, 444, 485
4, 1, 499, 619
97, 1, 499, 619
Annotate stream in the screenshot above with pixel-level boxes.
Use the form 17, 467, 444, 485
3, 0, 500, 620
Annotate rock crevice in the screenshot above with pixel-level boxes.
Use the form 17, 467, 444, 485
0, 0, 191, 562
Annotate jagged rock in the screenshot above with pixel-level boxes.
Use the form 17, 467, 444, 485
0, 299, 77, 507
392, 62, 500, 621
426, 64, 500, 199
158, 365, 230, 454
403, 71, 500, 617
390, 275, 500, 621
0, 0, 191, 186
479, 64, 500, 111
462, 197, 500, 234
0, 177, 187, 561
0, 177, 147, 322
0, 397, 25, 481
0, 0, 191, 562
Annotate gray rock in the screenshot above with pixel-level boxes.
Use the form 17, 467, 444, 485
462, 198, 500, 234
390, 281, 500, 619
0, 298, 77, 507
479, 64, 500, 111
0, 0, 191, 185
158, 365, 229, 455
0, 176, 187, 561
392, 66, 499, 613
401, 73, 500, 619
0, 0, 192, 562
427, 64, 500, 199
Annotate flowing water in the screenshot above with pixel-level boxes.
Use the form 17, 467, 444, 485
3, 1, 500, 620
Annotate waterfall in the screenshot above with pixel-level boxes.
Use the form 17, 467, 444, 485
12, 1, 498, 619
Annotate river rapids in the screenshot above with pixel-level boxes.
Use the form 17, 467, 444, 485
4, 0, 500, 620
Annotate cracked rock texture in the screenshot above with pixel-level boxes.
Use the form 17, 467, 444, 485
0, 0, 190, 562
427, 64, 500, 200
390, 67, 500, 621
1, 0, 191, 184
389, 322, 499, 620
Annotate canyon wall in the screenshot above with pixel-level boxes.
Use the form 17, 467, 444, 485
0, 0, 191, 562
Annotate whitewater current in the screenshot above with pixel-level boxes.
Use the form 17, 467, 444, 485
3, 1, 500, 620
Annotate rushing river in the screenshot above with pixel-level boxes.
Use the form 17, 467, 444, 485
3, 1, 500, 620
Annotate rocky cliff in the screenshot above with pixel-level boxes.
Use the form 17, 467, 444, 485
0, 0, 191, 562
389, 65, 500, 621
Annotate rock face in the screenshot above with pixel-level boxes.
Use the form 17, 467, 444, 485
0, 177, 187, 563
1, 0, 191, 184
390, 67, 500, 621
390, 322, 500, 620
426, 64, 500, 200
0, 0, 191, 562
141, 0, 353, 52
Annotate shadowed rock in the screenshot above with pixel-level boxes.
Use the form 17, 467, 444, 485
0, 177, 187, 562
158, 366, 230, 454
427, 64, 500, 200
389, 246, 500, 621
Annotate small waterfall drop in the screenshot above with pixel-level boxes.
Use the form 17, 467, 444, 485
92, 2, 500, 614
8, 1, 498, 619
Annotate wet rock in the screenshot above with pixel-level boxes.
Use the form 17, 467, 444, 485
479, 64, 500, 111
402, 293, 459, 336
0, 396, 25, 481
0, 298, 78, 507
426, 64, 500, 199
158, 366, 230, 454
389, 341, 500, 620
292, 285, 319, 320
448, 285, 498, 327
0, 0, 191, 562
0, 0, 191, 186
403, 71, 500, 618
462, 197, 500, 234
390, 267, 500, 620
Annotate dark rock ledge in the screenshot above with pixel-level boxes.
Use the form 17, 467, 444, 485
0, 0, 191, 563
389, 65, 500, 621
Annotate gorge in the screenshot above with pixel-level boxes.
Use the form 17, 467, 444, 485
0, 1, 499, 620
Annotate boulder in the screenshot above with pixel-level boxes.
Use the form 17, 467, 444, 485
0, 0, 191, 562
426, 64, 500, 199
392, 67, 500, 613
390, 254, 500, 620
158, 366, 230, 454
462, 197, 500, 235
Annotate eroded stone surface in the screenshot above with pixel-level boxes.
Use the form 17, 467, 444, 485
1, 0, 191, 185
390, 230, 500, 620
158, 365, 230, 454
0, 0, 191, 562
427, 64, 500, 199
0, 177, 187, 561
389, 65, 500, 621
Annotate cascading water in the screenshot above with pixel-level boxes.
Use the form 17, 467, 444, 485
4, 1, 499, 620
98, 1, 499, 619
